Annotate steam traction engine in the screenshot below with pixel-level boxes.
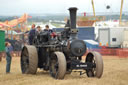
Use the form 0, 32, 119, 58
20, 7, 103, 79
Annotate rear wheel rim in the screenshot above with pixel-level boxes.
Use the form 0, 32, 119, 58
20, 45, 38, 74
21, 47, 29, 73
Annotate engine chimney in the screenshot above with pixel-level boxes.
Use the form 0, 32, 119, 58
68, 7, 78, 39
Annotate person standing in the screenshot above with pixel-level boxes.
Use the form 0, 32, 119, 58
28, 24, 36, 45
36, 26, 42, 34
5, 42, 12, 74
44, 25, 53, 33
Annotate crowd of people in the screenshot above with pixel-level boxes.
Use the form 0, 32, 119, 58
4, 24, 52, 74
28, 24, 53, 45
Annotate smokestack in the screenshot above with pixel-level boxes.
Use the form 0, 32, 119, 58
68, 7, 78, 29
68, 7, 78, 39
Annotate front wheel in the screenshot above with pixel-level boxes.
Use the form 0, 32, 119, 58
85, 51, 103, 78
49, 52, 66, 79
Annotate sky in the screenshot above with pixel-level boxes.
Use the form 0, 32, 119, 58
0, 0, 128, 15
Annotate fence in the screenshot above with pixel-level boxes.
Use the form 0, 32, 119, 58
85, 48, 128, 58
1, 48, 128, 62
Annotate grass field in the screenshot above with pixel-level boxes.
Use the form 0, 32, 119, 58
0, 56, 128, 85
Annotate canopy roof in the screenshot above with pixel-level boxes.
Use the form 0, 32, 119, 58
0, 13, 29, 30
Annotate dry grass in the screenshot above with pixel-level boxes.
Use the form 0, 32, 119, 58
0, 56, 128, 85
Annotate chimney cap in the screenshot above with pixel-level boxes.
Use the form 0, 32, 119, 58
68, 7, 78, 11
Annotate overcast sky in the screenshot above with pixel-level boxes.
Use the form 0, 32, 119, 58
0, 0, 128, 15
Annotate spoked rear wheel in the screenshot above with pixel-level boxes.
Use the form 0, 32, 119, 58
21, 45, 38, 74
49, 52, 66, 79
85, 51, 103, 78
